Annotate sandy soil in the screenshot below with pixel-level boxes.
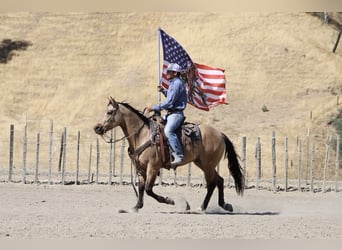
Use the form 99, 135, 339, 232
0, 182, 341, 239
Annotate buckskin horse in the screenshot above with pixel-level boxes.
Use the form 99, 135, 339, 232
94, 97, 244, 212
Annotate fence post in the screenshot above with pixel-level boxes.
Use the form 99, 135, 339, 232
241, 136, 247, 186
310, 144, 316, 192
255, 137, 261, 190
272, 131, 277, 192
335, 135, 340, 192
88, 143, 93, 184
173, 169, 177, 186
22, 124, 27, 184
119, 139, 125, 185
113, 128, 116, 177
34, 132, 40, 184
75, 131, 80, 185
305, 129, 310, 185
108, 130, 113, 185
48, 120, 53, 185
61, 128, 67, 185
8, 124, 14, 182
58, 132, 63, 172
96, 138, 100, 184
187, 163, 191, 187
297, 139, 302, 192
323, 135, 332, 193
284, 137, 289, 192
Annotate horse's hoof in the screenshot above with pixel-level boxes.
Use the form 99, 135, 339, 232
223, 203, 233, 212
165, 197, 175, 205
131, 207, 139, 213
175, 197, 191, 212
198, 206, 205, 212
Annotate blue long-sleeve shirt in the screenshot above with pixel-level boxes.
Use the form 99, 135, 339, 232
153, 77, 187, 112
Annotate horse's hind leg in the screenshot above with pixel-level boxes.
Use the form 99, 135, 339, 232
217, 174, 233, 212
199, 166, 233, 212
200, 180, 216, 211
198, 165, 218, 211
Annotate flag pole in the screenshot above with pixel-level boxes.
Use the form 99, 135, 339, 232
157, 28, 161, 102
157, 28, 164, 183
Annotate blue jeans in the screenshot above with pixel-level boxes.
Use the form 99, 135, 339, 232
164, 111, 184, 158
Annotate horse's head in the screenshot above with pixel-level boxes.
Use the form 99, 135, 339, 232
94, 96, 122, 135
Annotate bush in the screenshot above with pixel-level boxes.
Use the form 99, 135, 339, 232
0, 39, 32, 63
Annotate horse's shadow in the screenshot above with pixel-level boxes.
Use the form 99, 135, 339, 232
207, 211, 280, 216
161, 210, 279, 216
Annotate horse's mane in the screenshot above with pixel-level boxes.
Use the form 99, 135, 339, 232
119, 102, 150, 126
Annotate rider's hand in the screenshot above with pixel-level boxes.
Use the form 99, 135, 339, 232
157, 86, 163, 92
145, 105, 153, 112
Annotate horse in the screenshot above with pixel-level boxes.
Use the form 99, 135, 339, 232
94, 97, 245, 212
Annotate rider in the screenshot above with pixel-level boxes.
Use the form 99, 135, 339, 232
146, 62, 188, 167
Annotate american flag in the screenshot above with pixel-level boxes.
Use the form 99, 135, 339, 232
159, 28, 227, 111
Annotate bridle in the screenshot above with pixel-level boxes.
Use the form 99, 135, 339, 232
100, 103, 147, 144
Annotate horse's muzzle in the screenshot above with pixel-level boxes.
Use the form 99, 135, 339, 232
94, 124, 105, 135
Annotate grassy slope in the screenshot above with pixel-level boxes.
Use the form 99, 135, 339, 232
1, 12, 341, 177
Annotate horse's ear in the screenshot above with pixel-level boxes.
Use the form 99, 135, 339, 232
108, 96, 118, 108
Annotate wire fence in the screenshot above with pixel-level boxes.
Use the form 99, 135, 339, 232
0, 121, 341, 193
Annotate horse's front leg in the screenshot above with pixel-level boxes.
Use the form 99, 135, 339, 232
145, 166, 175, 206
132, 173, 145, 212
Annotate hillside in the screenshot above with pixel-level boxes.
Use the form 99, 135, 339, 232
1, 12, 342, 177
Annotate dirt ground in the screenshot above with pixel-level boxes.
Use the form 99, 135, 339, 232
0, 182, 341, 239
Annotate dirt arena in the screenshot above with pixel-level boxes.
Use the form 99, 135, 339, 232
0, 182, 341, 239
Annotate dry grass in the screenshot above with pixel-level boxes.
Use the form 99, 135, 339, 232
0, 12, 342, 179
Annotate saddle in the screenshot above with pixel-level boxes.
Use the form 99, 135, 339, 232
149, 113, 202, 169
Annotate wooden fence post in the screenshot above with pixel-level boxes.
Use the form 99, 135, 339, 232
88, 143, 92, 184
96, 138, 100, 184
284, 137, 289, 192
335, 135, 340, 192
8, 124, 14, 182
323, 135, 332, 193
108, 130, 113, 185
22, 124, 27, 184
75, 131, 80, 185
173, 169, 177, 186
272, 131, 277, 192
34, 132, 40, 184
241, 136, 247, 186
58, 132, 63, 172
61, 128, 67, 185
297, 139, 302, 192
310, 144, 316, 192
119, 139, 125, 185
187, 163, 192, 187
305, 129, 310, 185
113, 128, 116, 177
48, 120, 53, 185
255, 137, 261, 190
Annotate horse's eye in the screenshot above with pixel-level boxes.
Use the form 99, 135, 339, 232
107, 110, 114, 115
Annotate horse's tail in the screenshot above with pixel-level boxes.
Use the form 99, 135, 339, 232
222, 133, 245, 196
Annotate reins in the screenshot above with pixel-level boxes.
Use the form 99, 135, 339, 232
100, 123, 145, 144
